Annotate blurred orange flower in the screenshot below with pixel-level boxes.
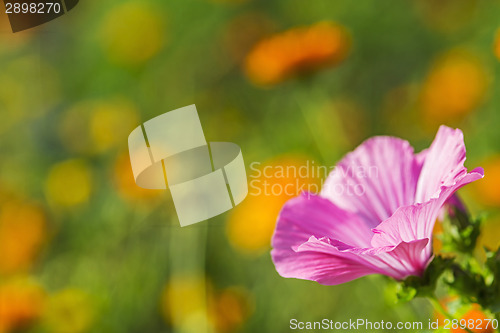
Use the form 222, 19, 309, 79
208, 287, 253, 333
244, 22, 350, 86
494, 28, 500, 61
227, 156, 321, 255
0, 277, 45, 333
420, 50, 488, 126
432, 218, 444, 255
451, 304, 495, 333
472, 156, 500, 207
0, 11, 34, 50
434, 299, 495, 333
0, 201, 47, 275
113, 153, 163, 202
433, 295, 458, 327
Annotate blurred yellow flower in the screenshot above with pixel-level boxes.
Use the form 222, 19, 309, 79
472, 156, 500, 207
0, 276, 45, 333
208, 287, 253, 333
420, 50, 488, 125
494, 28, 500, 61
161, 275, 213, 331
476, 219, 500, 262
60, 98, 139, 154
227, 157, 320, 255
89, 101, 139, 152
43, 289, 94, 333
101, 2, 166, 66
0, 57, 59, 134
59, 101, 94, 154
45, 160, 92, 207
161, 276, 252, 333
0, 201, 47, 275
244, 22, 350, 86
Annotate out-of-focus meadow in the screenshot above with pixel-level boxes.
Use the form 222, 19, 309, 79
0, 0, 499, 332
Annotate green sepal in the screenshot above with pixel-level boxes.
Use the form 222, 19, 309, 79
396, 256, 453, 302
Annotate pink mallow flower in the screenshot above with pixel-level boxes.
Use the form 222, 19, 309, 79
271, 126, 483, 285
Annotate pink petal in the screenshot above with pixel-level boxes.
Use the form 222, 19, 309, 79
381, 238, 430, 278
272, 193, 373, 249
372, 168, 483, 260
274, 235, 389, 285
271, 194, 386, 285
271, 246, 382, 285
415, 126, 470, 202
321, 137, 425, 228
276, 235, 430, 284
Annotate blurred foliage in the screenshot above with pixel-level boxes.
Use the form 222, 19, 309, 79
0, 0, 500, 332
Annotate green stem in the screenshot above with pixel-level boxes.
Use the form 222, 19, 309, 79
428, 295, 475, 333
